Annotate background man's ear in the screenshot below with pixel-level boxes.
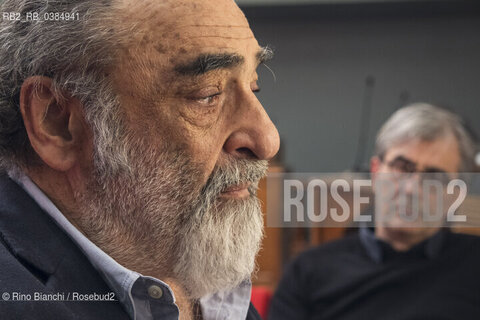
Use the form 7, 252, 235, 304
370, 156, 382, 192
20, 76, 86, 171
370, 156, 381, 174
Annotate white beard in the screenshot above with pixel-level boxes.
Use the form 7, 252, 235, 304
75, 133, 267, 299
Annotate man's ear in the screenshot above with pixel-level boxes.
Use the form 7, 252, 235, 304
370, 156, 381, 175
370, 156, 382, 191
20, 76, 87, 172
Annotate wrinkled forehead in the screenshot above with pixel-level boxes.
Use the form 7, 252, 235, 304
114, 0, 256, 55
110, 0, 260, 99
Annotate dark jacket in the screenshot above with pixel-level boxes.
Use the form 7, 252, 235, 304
269, 229, 480, 320
0, 173, 261, 320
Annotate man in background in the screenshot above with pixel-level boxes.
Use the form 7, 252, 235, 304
0, 0, 279, 319
269, 103, 480, 320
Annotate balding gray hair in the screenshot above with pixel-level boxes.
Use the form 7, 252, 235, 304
0, 0, 129, 176
375, 103, 477, 172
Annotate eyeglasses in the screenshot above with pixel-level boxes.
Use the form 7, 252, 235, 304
382, 155, 454, 186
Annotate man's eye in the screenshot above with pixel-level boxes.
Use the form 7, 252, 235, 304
194, 92, 221, 105
393, 162, 409, 173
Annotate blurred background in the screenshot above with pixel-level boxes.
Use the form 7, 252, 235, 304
237, 1, 480, 317
240, 0, 480, 172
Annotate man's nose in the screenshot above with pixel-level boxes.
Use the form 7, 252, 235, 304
401, 173, 422, 195
223, 93, 280, 161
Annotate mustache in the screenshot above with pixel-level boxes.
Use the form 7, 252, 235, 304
200, 158, 269, 198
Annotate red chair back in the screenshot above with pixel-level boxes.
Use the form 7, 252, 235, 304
251, 286, 273, 319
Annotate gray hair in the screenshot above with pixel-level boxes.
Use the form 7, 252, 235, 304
0, 0, 130, 175
375, 103, 477, 172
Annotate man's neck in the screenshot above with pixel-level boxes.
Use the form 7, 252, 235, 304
164, 279, 201, 320
25, 165, 86, 225
375, 225, 440, 252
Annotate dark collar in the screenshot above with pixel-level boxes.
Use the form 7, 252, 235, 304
0, 172, 70, 275
0, 172, 134, 319
359, 226, 449, 264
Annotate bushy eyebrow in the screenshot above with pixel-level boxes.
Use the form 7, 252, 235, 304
392, 155, 447, 174
174, 53, 244, 76
174, 46, 274, 77
257, 46, 274, 65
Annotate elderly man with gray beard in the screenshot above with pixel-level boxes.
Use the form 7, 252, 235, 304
0, 0, 280, 319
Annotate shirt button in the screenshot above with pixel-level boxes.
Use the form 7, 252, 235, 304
148, 285, 163, 299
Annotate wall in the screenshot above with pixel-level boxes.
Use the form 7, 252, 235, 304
244, 3, 480, 172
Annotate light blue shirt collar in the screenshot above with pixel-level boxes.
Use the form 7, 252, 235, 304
8, 170, 252, 320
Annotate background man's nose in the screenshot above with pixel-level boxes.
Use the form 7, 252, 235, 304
401, 173, 422, 196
